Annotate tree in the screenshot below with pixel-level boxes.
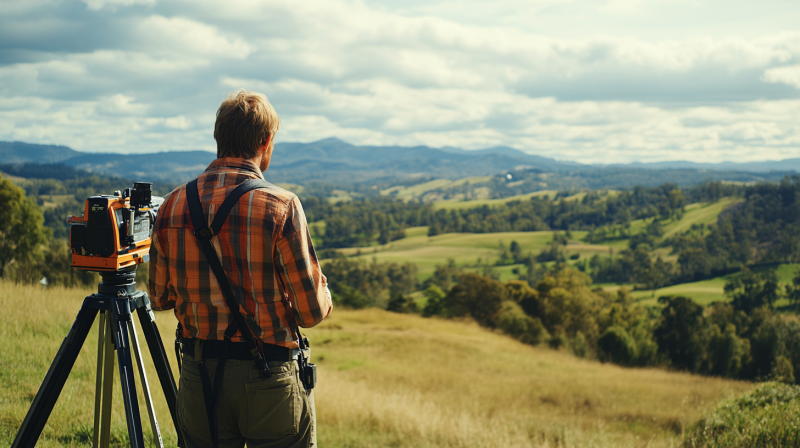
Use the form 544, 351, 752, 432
654, 296, 706, 371
724, 268, 780, 313
495, 300, 547, 345
446, 273, 506, 327
387, 294, 418, 314
0, 176, 50, 278
598, 326, 637, 366
505, 280, 541, 318
421, 285, 447, 317
330, 284, 374, 309
668, 189, 686, 217
785, 268, 800, 308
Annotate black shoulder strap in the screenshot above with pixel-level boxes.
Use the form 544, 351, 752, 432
185, 178, 272, 370
185, 178, 274, 448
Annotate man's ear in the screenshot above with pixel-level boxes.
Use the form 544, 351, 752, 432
262, 133, 273, 150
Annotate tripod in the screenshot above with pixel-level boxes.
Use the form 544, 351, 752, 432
12, 270, 182, 448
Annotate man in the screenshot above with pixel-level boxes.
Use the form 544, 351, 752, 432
149, 89, 332, 448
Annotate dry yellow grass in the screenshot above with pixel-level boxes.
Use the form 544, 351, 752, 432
311, 309, 752, 447
1, 281, 753, 447
0, 281, 182, 447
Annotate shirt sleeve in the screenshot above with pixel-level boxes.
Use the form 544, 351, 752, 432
274, 196, 332, 328
149, 232, 175, 311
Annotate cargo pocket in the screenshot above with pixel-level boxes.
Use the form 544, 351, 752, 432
177, 362, 210, 438
244, 375, 300, 437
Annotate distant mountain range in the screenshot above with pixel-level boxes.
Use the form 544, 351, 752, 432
0, 139, 796, 186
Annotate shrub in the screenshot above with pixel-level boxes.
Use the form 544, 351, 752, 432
331, 284, 374, 309
386, 294, 418, 314
495, 300, 548, 345
446, 273, 506, 327
683, 382, 800, 448
598, 326, 637, 366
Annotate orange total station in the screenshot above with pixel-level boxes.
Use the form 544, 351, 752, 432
68, 182, 163, 272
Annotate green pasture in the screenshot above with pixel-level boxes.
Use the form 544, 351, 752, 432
333, 228, 611, 280
433, 190, 558, 210
603, 263, 800, 309
326, 189, 357, 203
625, 277, 732, 307
660, 197, 743, 240
588, 197, 741, 252
432, 189, 625, 211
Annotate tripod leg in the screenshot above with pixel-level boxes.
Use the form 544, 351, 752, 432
93, 311, 106, 448
100, 312, 115, 448
136, 306, 183, 447
127, 320, 164, 448
11, 300, 99, 448
113, 299, 146, 448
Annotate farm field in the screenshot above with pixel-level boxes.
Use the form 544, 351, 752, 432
621, 263, 800, 308
433, 190, 559, 210
0, 281, 752, 448
589, 197, 743, 253
334, 227, 609, 279
660, 197, 743, 240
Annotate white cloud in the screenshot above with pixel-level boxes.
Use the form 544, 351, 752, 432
133, 15, 252, 59
97, 94, 149, 115
0, 0, 797, 163
763, 64, 800, 89
82, 0, 156, 11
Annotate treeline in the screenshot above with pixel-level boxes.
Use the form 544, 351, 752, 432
321, 255, 418, 308
331, 255, 800, 383
426, 184, 685, 235
304, 196, 433, 247
306, 182, 714, 247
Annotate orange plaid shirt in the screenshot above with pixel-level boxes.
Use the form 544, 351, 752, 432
149, 158, 332, 348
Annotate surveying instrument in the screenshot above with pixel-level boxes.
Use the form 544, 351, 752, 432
12, 182, 182, 448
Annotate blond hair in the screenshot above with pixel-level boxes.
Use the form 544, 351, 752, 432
214, 89, 281, 159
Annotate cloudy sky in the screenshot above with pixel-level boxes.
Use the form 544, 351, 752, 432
1, 0, 798, 163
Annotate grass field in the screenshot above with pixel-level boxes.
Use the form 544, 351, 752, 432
587, 197, 742, 253
660, 198, 743, 240
334, 228, 608, 280
433, 190, 559, 210
604, 263, 800, 308
0, 281, 753, 447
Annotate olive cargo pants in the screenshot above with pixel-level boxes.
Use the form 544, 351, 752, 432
178, 355, 316, 448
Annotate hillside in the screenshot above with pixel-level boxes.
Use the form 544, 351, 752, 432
0, 281, 751, 447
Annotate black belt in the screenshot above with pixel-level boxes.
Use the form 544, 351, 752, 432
181, 339, 297, 362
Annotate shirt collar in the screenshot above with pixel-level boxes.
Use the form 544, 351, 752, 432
204, 157, 265, 179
